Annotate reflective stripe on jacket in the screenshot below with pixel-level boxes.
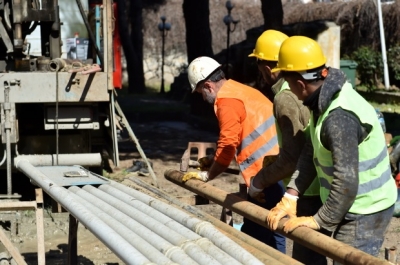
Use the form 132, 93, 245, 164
214, 79, 279, 186
310, 83, 397, 214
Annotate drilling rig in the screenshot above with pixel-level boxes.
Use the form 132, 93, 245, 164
0, 0, 119, 200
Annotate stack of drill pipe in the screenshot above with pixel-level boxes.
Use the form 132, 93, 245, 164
164, 169, 393, 265
16, 158, 284, 265
103, 181, 282, 265
125, 177, 302, 265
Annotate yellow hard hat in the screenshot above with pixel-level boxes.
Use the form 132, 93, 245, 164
273, 36, 326, 74
248, 30, 288, 61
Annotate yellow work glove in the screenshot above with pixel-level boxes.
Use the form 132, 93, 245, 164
248, 177, 266, 203
262, 155, 278, 168
283, 216, 320, 233
197, 155, 214, 171
266, 192, 298, 230
182, 171, 209, 182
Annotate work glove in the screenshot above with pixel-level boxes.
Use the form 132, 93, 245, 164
197, 155, 214, 171
182, 171, 209, 182
248, 177, 265, 203
283, 216, 320, 233
266, 192, 298, 230
262, 155, 278, 168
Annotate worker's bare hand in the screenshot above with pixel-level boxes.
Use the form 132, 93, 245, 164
266, 194, 297, 230
249, 177, 266, 203
182, 171, 209, 182
197, 155, 214, 171
283, 216, 320, 233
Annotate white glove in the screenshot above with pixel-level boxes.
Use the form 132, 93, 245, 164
182, 171, 209, 182
248, 177, 265, 202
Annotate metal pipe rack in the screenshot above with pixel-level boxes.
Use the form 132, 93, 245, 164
11, 157, 300, 265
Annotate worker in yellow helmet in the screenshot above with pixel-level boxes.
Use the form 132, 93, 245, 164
267, 36, 397, 263
248, 30, 325, 264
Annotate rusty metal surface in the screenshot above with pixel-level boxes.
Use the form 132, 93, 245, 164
164, 169, 393, 265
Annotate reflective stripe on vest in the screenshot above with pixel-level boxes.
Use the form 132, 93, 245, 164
311, 82, 397, 214
214, 79, 279, 186
237, 129, 278, 171
316, 145, 392, 195
236, 115, 276, 154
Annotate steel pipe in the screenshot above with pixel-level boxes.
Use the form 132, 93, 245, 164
70, 186, 198, 265
108, 181, 271, 265
99, 185, 199, 241
84, 185, 223, 265
14, 159, 154, 265
98, 184, 244, 265
4, 85, 12, 196
48, 58, 66, 72
68, 186, 178, 265
126, 177, 301, 265
164, 169, 393, 265
14, 154, 102, 167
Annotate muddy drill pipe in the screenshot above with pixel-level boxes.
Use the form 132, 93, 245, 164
164, 169, 393, 265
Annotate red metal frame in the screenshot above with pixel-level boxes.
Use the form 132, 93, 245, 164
112, 2, 122, 89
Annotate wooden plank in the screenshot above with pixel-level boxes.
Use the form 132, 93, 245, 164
0, 201, 36, 211
0, 227, 27, 265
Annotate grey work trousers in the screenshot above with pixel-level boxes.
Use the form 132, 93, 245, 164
331, 204, 394, 265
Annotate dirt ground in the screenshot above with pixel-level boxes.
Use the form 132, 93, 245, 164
1, 119, 399, 264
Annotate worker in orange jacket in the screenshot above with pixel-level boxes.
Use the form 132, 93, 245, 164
183, 56, 286, 253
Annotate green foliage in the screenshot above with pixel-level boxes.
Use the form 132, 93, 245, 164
350, 46, 382, 91
387, 44, 400, 81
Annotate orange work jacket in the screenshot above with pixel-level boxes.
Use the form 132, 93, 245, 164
214, 79, 279, 186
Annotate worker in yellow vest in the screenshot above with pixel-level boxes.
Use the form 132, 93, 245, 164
267, 36, 397, 263
248, 30, 325, 264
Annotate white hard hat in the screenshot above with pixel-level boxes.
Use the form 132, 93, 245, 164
188, 56, 221, 91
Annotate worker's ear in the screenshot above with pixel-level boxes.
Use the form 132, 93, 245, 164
203, 80, 213, 92
265, 65, 273, 76
297, 79, 307, 95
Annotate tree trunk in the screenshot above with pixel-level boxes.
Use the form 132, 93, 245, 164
261, 0, 283, 31
183, 0, 213, 63
117, 0, 145, 93
129, 0, 145, 93
183, 0, 215, 118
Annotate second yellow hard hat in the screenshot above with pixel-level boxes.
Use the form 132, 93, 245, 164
248, 30, 288, 62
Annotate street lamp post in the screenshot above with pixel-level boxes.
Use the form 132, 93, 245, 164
223, 1, 240, 78
158, 16, 171, 94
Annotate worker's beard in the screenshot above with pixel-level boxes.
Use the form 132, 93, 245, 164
204, 91, 216, 105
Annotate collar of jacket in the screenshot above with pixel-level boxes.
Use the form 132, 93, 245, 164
271, 78, 286, 95
304, 68, 347, 114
